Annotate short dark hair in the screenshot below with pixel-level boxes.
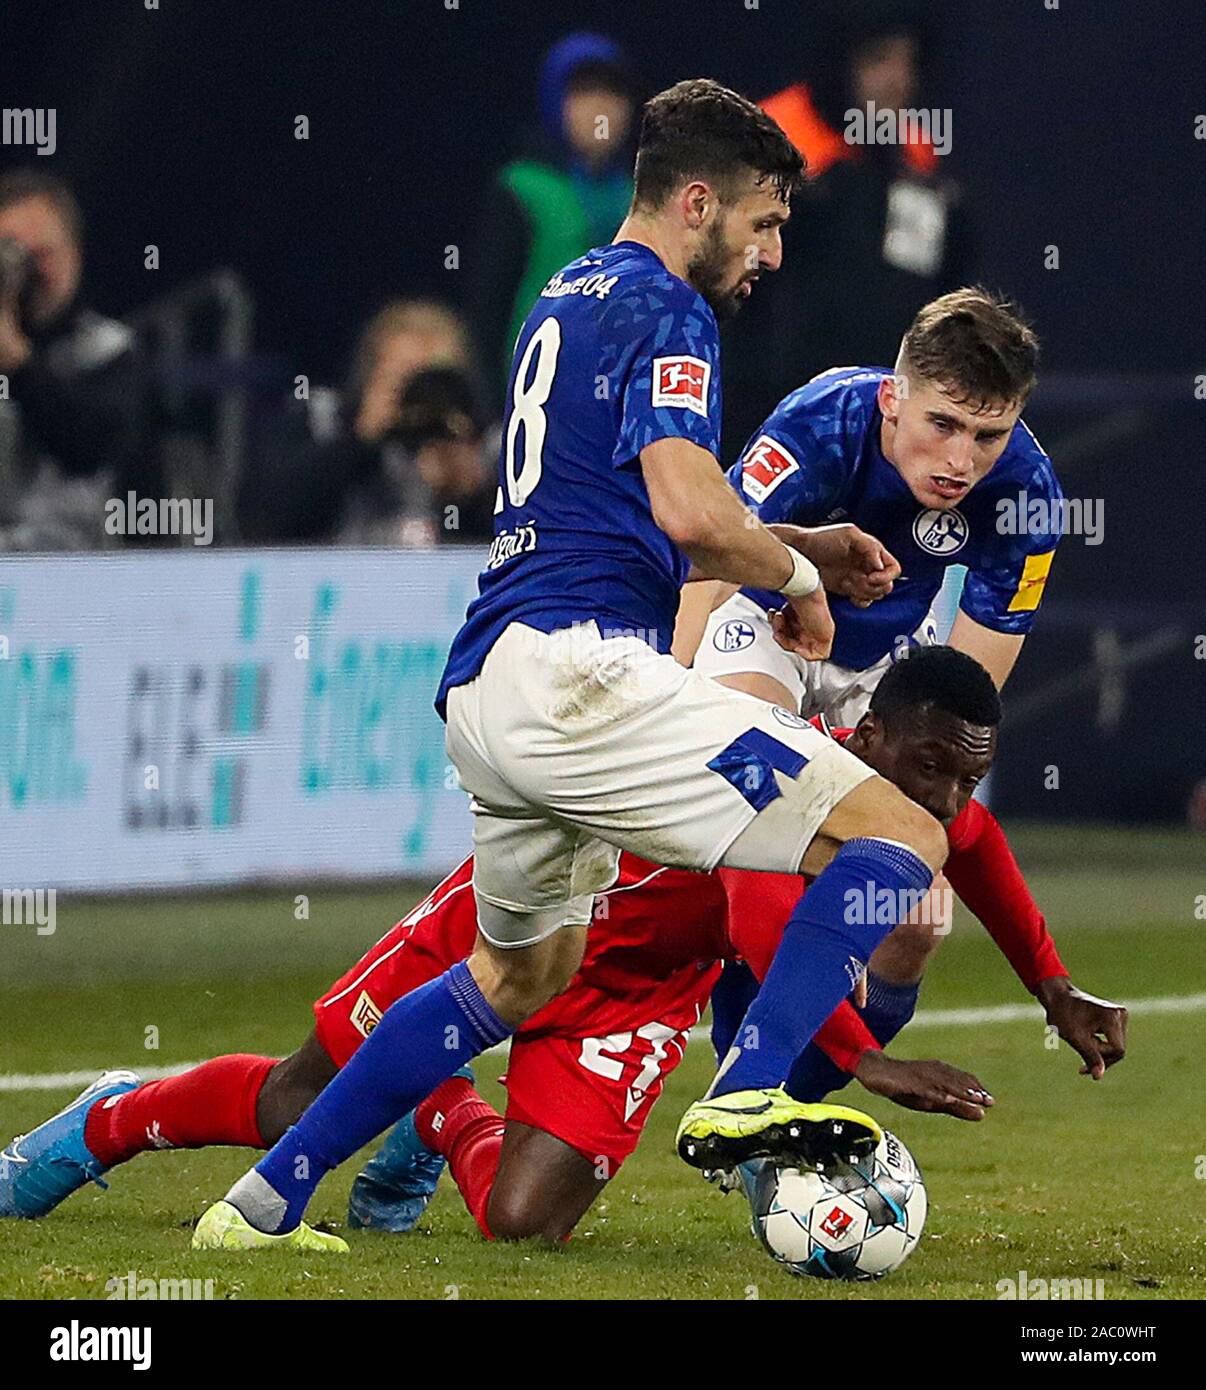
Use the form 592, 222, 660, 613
632, 78, 805, 210
900, 286, 1039, 410
0, 168, 83, 246
869, 645, 1002, 730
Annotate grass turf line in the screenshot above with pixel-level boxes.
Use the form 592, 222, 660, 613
1, 828, 1204, 1299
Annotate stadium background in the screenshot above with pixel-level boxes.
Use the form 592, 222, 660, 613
3, 1, 1203, 884
1, 0, 1204, 1306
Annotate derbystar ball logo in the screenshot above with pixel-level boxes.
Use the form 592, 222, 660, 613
741, 435, 800, 502
820, 1204, 855, 1240
652, 355, 711, 417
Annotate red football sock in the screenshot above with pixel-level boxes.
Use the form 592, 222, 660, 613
84, 1055, 277, 1168
416, 1076, 504, 1240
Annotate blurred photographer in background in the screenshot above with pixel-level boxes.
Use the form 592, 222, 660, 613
337, 364, 494, 547
242, 299, 494, 546
0, 169, 144, 550
346, 300, 473, 449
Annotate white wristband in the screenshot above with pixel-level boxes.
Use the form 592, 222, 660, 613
778, 545, 820, 597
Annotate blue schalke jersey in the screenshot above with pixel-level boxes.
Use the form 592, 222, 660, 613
437, 241, 721, 715
729, 368, 1063, 671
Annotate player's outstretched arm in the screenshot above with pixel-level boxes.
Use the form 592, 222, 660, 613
669, 520, 897, 666
767, 523, 900, 608
641, 435, 833, 659
947, 610, 1026, 689
810, 986, 992, 1122
670, 578, 737, 665
853, 1051, 994, 1122
944, 803, 1129, 1078
1034, 979, 1129, 1080
643, 436, 811, 590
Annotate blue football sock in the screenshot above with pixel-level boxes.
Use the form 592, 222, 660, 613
785, 1042, 852, 1103
711, 838, 932, 1098
860, 971, 921, 1047
227, 960, 510, 1232
785, 972, 921, 1102
709, 960, 760, 1064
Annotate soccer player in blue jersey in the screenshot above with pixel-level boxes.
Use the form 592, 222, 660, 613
692, 288, 1060, 722
193, 79, 966, 1254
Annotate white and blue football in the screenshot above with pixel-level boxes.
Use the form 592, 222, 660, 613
750, 1129, 927, 1281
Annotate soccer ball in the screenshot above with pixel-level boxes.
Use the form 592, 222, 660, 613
749, 1129, 927, 1281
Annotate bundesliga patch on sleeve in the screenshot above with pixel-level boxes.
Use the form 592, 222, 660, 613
741, 434, 800, 502
651, 355, 711, 417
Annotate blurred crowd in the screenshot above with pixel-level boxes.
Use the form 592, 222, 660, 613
0, 3, 975, 552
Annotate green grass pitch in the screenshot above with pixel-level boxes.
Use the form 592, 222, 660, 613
1, 824, 1203, 1300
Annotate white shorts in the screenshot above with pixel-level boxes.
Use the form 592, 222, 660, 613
445, 621, 876, 947
695, 593, 940, 726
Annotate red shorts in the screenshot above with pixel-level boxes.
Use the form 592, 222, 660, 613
504, 1014, 698, 1171
313, 882, 711, 1171
313, 919, 464, 1069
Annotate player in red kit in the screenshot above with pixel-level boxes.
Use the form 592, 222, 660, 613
1, 649, 1126, 1243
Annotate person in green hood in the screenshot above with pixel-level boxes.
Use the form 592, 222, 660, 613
465, 33, 637, 391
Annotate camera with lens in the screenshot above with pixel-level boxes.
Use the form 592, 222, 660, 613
388, 367, 485, 452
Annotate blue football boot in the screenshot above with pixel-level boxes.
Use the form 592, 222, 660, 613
346, 1067, 473, 1233
736, 1157, 768, 1204
0, 1069, 141, 1218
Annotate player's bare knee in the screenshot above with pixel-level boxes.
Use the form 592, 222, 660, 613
486, 1149, 583, 1243
855, 778, 948, 872
806, 777, 947, 877
896, 799, 948, 874
469, 926, 585, 1024
486, 1184, 567, 1244
481, 1182, 529, 1240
